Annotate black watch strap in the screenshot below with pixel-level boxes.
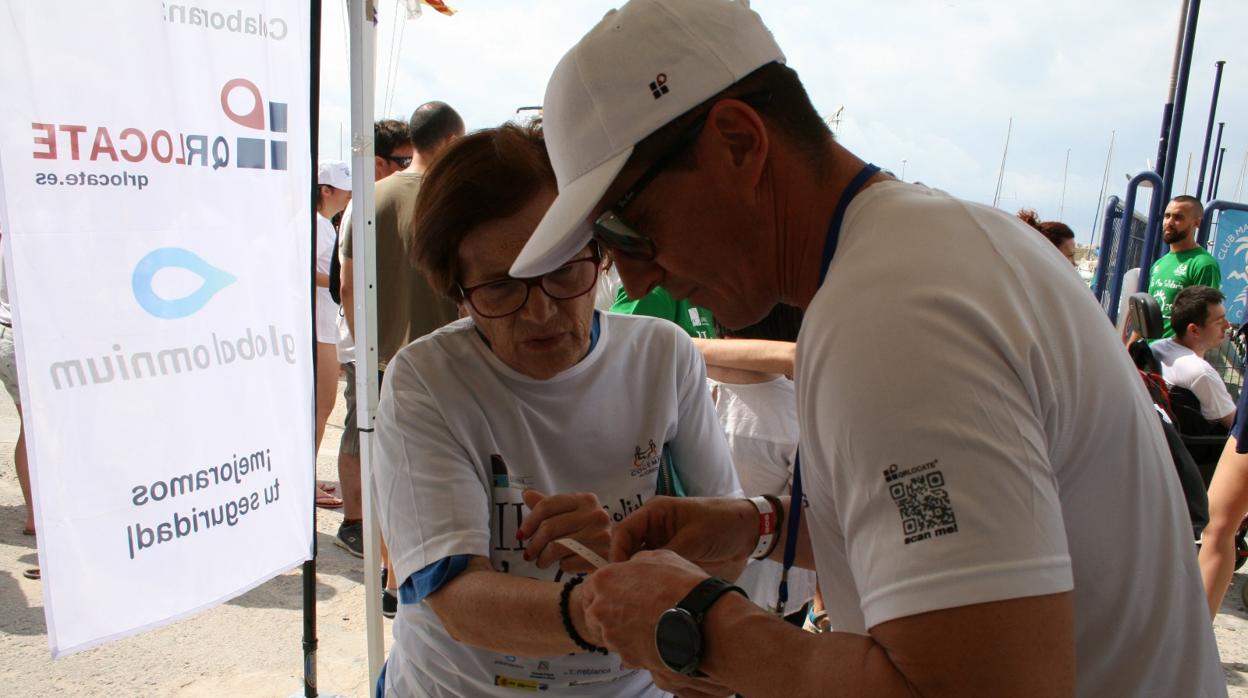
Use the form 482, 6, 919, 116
677, 576, 747, 624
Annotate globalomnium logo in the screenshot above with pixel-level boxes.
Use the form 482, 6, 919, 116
48, 325, 298, 392
30, 77, 289, 171
132, 248, 235, 319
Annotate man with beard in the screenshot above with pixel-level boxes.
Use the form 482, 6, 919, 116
1149, 195, 1221, 338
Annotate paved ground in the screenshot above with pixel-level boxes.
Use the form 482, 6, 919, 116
0, 376, 387, 697
3, 378, 1248, 695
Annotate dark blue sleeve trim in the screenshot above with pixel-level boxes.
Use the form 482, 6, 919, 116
402, 554, 473, 604
1233, 387, 1248, 453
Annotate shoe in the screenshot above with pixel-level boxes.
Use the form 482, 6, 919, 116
335, 522, 364, 558
382, 589, 397, 619
22, 567, 40, 580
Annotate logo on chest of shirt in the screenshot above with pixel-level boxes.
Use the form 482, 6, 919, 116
631, 439, 660, 478
883, 459, 959, 545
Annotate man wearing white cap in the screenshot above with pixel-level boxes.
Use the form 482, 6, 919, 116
513, 1, 1224, 696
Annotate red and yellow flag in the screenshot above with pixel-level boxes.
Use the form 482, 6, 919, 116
423, 0, 456, 16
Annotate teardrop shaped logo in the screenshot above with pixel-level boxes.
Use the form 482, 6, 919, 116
132, 248, 236, 319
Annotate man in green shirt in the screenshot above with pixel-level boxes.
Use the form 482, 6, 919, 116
1149, 195, 1220, 338
611, 284, 718, 338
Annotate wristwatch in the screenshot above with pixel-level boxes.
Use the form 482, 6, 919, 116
654, 576, 747, 676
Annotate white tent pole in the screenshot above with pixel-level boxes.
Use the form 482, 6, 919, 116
348, 0, 386, 686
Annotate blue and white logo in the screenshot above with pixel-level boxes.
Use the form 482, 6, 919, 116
132, 247, 236, 319
1214, 210, 1248, 325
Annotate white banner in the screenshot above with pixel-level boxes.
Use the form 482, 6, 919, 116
0, 2, 314, 656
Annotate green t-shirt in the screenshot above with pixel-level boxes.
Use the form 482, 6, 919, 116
610, 286, 718, 339
1148, 247, 1222, 338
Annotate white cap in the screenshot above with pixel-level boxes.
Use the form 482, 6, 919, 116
317, 160, 351, 190
511, 0, 784, 277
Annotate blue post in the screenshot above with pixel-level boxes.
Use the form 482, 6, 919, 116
1093, 195, 1121, 307
1213, 146, 1228, 201
1133, 172, 1166, 293
1196, 61, 1227, 201
1160, 0, 1203, 205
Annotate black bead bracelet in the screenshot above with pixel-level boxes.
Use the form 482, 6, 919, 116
559, 576, 608, 655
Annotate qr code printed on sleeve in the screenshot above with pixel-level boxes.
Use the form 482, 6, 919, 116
883, 459, 959, 545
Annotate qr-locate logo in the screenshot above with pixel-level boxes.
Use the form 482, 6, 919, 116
132, 247, 236, 319
30, 77, 289, 172
649, 73, 669, 100
221, 78, 288, 170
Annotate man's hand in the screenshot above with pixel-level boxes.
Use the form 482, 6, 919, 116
581, 550, 709, 669
518, 489, 611, 573
610, 496, 760, 566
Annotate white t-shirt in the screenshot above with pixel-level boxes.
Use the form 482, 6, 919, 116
374, 312, 741, 697
708, 377, 816, 611
797, 181, 1224, 697
315, 213, 339, 344
1151, 338, 1236, 421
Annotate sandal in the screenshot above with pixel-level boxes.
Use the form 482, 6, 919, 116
316, 484, 343, 509
22, 567, 40, 580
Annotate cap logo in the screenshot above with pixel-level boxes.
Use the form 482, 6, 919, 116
649, 73, 670, 100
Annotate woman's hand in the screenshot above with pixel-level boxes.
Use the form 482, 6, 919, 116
518, 489, 612, 573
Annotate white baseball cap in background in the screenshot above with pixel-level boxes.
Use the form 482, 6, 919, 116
317, 160, 352, 190
510, 0, 784, 278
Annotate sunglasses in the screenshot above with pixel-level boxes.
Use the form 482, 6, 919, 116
382, 154, 413, 169
592, 91, 772, 262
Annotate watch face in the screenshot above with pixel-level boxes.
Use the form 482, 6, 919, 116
655, 608, 701, 674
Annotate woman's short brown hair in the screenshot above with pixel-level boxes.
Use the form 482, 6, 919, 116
411, 122, 554, 298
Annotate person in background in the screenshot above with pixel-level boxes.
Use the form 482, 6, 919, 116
1151, 285, 1235, 430
339, 103, 460, 616
611, 284, 718, 338
1201, 383, 1248, 617
1149, 195, 1221, 338
333, 119, 416, 615
706, 303, 816, 618
1017, 208, 1076, 266
0, 229, 36, 580
314, 161, 351, 510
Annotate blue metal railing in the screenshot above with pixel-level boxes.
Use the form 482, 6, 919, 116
1199, 200, 1248, 249
1092, 195, 1121, 308
1129, 171, 1165, 295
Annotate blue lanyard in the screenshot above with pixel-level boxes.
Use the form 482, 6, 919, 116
775, 163, 879, 616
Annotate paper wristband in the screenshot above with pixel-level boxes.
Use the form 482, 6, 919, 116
749, 496, 777, 560
555, 538, 609, 569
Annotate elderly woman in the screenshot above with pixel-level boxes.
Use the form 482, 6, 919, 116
372, 123, 743, 697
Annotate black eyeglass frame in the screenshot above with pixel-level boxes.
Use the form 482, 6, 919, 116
592, 92, 772, 262
457, 244, 603, 319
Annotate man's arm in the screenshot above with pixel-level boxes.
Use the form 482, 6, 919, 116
341, 256, 354, 338
1219, 411, 1235, 429
425, 556, 600, 657
692, 338, 796, 378
700, 588, 1074, 697
583, 550, 1074, 697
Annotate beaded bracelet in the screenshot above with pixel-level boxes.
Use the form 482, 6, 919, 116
559, 576, 608, 655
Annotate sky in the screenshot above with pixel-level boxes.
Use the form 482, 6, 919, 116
316, 0, 1248, 245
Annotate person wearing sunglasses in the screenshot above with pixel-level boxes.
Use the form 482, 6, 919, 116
368, 122, 742, 697
337, 103, 463, 564
510, 2, 1223, 697
373, 118, 415, 181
